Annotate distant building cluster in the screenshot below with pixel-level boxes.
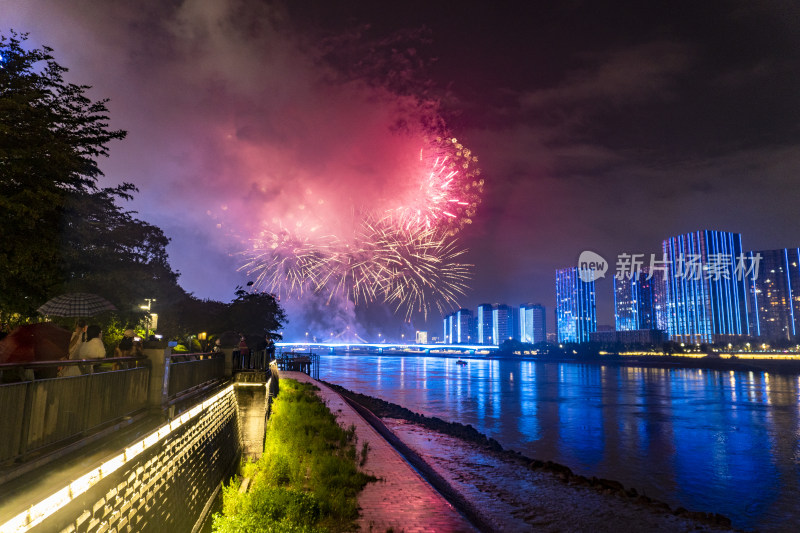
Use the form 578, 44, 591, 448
556, 230, 800, 345
443, 303, 546, 345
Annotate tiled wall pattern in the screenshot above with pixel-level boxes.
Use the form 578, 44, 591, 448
40, 389, 240, 533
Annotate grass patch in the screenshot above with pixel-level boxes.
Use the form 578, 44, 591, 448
213, 379, 375, 532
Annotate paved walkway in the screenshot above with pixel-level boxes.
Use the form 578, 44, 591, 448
281, 372, 477, 533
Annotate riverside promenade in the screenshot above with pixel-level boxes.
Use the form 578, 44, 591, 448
280, 371, 477, 532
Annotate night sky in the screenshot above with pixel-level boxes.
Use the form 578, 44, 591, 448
5, 0, 800, 339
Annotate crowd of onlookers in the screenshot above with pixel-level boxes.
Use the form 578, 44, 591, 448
58, 321, 144, 376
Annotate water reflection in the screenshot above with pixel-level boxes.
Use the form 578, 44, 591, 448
320, 355, 800, 530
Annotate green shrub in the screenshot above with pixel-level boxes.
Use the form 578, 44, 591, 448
213, 379, 375, 532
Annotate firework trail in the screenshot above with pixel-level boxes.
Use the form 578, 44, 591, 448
238, 137, 482, 320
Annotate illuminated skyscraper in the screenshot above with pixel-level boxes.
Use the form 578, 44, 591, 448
614, 267, 663, 331
443, 314, 454, 344
454, 308, 473, 344
519, 303, 547, 343
614, 273, 640, 331
651, 268, 669, 332
749, 248, 800, 341
663, 230, 749, 344
477, 303, 494, 344
493, 304, 513, 344
556, 268, 597, 343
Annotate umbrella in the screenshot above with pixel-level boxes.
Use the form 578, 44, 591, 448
37, 292, 117, 317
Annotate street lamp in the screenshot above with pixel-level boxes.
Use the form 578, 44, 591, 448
140, 298, 156, 339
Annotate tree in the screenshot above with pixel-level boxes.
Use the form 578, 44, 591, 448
156, 295, 229, 341
154, 287, 286, 349
57, 183, 185, 325
227, 285, 287, 346
0, 32, 126, 318
0, 31, 182, 326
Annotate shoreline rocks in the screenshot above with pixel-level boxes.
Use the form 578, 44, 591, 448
323, 380, 734, 530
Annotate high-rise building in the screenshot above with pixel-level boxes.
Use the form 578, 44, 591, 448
477, 303, 494, 344
651, 268, 669, 332
519, 303, 547, 343
614, 273, 640, 331
749, 248, 800, 341
493, 304, 513, 344
453, 308, 473, 344
614, 267, 663, 331
556, 268, 597, 343
443, 314, 454, 344
663, 230, 749, 344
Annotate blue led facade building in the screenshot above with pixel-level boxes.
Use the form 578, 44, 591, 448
614, 274, 640, 331
614, 267, 664, 331
477, 303, 494, 344
443, 308, 474, 344
556, 268, 597, 343
454, 308, 473, 344
749, 248, 800, 341
492, 304, 513, 344
663, 230, 749, 344
520, 304, 547, 343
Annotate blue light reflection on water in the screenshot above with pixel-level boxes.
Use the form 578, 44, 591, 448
319, 355, 800, 530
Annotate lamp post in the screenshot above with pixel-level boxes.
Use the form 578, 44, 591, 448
140, 298, 156, 339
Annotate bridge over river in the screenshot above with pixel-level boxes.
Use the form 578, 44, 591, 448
276, 341, 499, 355
0, 346, 287, 533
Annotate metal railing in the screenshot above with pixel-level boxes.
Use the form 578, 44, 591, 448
0, 359, 150, 464
232, 349, 272, 371
275, 351, 319, 379
167, 352, 225, 399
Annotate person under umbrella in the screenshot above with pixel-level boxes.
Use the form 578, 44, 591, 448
68, 320, 87, 359
77, 325, 106, 373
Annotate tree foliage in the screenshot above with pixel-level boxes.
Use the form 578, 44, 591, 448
157, 287, 286, 346
0, 32, 286, 341
0, 31, 180, 326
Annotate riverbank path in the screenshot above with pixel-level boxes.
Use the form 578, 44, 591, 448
280, 371, 477, 532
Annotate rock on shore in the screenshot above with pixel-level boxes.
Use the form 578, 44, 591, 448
324, 382, 733, 532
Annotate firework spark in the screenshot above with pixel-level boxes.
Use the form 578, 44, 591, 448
361, 216, 472, 319
240, 215, 472, 320
238, 137, 482, 320
393, 137, 484, 234
239, 225, 335, 297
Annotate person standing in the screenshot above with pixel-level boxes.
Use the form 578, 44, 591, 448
67, 320, 87, 359
59, 320, 87, 377
238, 335, 249, 369
114, 329, 135, 357
78, 325, 106, 372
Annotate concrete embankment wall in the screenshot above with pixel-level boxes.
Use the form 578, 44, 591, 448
25, 386, 241, 533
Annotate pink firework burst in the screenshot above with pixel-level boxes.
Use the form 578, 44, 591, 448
394, 136, 484, 234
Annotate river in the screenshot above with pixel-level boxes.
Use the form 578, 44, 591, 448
319, 354, 800, 531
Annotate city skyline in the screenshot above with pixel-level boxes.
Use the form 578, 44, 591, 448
5, 1, 800, 338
